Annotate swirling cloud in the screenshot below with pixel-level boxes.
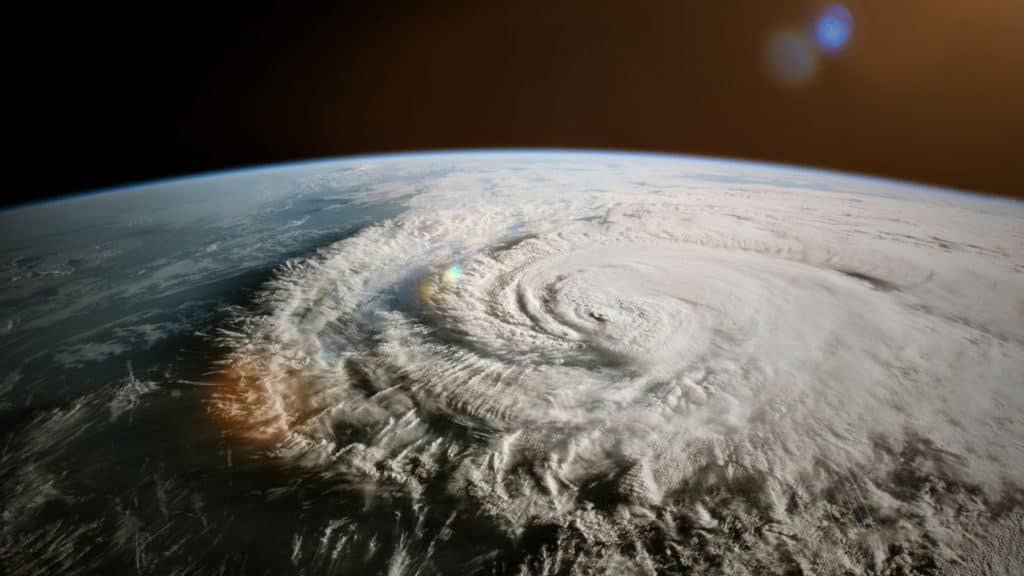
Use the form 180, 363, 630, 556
216, 154, 1024, 572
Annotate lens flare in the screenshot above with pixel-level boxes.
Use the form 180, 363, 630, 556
443, 264, 463, 285
767, 30, 818, 87
814, 3, 853, 55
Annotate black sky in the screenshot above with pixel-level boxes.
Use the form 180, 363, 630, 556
10, 1, 1024, 207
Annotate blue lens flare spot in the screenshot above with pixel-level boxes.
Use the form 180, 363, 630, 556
443, 264, 463, 285
814, 3, 853, 54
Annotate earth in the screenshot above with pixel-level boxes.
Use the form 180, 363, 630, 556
1, 151, 1022, 575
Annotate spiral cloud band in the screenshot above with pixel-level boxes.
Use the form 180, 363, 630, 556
216, 154, 1024, 573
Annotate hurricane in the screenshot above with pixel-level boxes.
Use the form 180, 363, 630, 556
206, 154, 1024, 574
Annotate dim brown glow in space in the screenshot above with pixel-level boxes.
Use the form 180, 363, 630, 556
10, 1, 1024, 205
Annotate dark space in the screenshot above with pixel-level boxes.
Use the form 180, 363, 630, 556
10, 1, 1024, 204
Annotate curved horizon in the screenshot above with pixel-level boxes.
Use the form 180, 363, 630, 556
5, 148, 1020, 214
